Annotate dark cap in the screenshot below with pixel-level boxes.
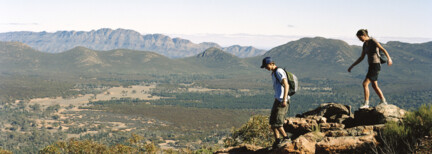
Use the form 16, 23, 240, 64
260, 57, 273, 68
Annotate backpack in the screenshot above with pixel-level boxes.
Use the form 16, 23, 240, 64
377, 50, 388, 64
371, 38, 388, 64
274, 68, 299, 96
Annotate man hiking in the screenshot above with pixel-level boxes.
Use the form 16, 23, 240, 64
261, 57, 291, 148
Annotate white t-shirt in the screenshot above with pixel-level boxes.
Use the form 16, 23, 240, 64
272, 68, 290, 102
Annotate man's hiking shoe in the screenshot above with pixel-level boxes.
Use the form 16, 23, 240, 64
281, 136, 292, 144
272, 138, 282, 148
271, 137, 291, 149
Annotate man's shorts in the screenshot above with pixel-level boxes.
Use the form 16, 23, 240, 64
269, 99, 289, 128
366, 63, 381, 81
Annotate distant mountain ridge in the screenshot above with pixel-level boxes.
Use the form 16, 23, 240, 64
264, 37, 358, 66
0, 28, 266, 58
1, 37, 431, 83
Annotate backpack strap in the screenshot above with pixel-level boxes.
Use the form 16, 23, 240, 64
273, 67, 284, 86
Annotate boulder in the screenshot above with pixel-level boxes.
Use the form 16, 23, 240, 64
315, 134, 377, 153
285, 117, 319, 139
320, 123, 345, 132
297, 103, 352, 123
375, 104, 406, 123
214, 144, 264, 154
325, 125, 384, 137
354, 104, 406, 126
282, 132, 325, 153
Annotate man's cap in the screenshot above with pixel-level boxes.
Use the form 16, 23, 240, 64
260, 57, 273, 68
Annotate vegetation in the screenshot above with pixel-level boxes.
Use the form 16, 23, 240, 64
39, 134, 222, 154
0, 102, 67, 153
224, 115, 273, 147
0, 148, 12, 154
373, 104, 432, 154
40, 135, 161, 153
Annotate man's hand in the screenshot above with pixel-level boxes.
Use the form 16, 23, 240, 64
281, 101, 287, 107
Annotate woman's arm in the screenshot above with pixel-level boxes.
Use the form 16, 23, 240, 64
348, 49, 366, 72
376, 41, 393, 66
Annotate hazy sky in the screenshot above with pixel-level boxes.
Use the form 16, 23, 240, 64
1, 0, 431, 49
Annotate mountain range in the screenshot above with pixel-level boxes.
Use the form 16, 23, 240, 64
1, 37, 431, 85
0, 28, 266, 58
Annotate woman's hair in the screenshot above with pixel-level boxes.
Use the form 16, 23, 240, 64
356, 29, 369, 36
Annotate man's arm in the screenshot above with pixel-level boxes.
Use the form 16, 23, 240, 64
281, 78, 289, 107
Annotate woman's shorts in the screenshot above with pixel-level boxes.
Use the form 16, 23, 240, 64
269, 99, 289, 128
366, 63, 381, 81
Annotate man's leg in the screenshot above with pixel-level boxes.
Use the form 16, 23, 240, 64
277, 127, 287, 138
270, 99, 281, 147
271, 127, 282, 148
272, 127, 280, 139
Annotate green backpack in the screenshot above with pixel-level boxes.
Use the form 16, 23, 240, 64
274, 68, 299, 96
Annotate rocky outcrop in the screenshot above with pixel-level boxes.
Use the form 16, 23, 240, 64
217, 103, 406, 154
354, 104, 406, 126
315, 134, 377, 153
215, 144, 264, 154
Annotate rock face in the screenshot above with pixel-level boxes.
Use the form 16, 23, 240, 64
296, 102, 353, 124
216, 103, 406, 154
315, 134, 377, 153
354, 104, 406, 126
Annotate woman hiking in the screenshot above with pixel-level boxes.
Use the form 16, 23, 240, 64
348, 29, 393, 109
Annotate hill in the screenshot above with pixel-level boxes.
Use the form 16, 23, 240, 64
0, 42, 201, 75
2, 37, 431, 82
182, 47, 253, 72
247, 37, 432, 85
0, 41, 48, 73
1, 37, 431, 99
0, 28, 267, 58
246, 37, 362, 79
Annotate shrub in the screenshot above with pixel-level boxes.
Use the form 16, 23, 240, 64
0, 148, 12, 154
404, 104, 432, 137
224, 115, 272, 147
375, 104, 432, 154
39, 139, 108, 153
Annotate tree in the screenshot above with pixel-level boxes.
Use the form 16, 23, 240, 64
224, 115, 272, 147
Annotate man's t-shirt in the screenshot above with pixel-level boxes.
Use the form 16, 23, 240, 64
272, 68, 290, 102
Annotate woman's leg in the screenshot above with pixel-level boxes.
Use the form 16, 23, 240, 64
363, 78, 371, 101
371, 81, 384, 99
372, 81, 387, 104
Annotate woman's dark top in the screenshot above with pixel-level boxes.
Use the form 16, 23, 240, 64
363, 38, 381, 64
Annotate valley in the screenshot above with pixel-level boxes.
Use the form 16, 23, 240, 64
0, 36, 430, 153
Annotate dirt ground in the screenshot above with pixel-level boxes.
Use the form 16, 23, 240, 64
29, 84, 159, 110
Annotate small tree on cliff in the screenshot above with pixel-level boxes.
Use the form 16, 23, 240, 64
224, 115, 273, 147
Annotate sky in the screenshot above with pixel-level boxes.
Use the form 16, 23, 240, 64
1, 0, 431, 49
